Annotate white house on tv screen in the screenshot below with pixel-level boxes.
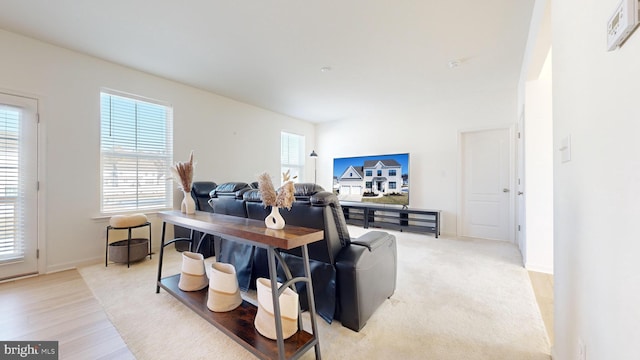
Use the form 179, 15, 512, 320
336, 159, 406, 197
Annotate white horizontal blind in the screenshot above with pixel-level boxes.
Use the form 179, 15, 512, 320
0, 105, 22, 261
100, 91, 173, 213
280, 131, 304, 182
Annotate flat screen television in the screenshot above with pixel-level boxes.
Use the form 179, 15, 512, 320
332, 153, 409, 206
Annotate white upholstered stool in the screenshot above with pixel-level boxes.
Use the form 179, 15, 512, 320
106, 213, 152, 267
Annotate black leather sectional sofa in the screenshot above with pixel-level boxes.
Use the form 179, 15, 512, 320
179, 181, 398, 332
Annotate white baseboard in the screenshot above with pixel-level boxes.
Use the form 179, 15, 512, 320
525, 262, 554, 274
45, 256, 102, 274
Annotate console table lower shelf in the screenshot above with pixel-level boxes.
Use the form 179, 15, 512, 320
159, 274, 316, 360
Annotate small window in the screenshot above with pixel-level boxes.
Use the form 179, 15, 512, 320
377, 170, 382, 176
365, 170, 372, 176
100, 90, 173, 213
389, 182, 397, 189
281, 132, 304, 182
389, 169, 397, 176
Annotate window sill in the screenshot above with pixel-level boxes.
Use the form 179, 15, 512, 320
92, 208, 174, 221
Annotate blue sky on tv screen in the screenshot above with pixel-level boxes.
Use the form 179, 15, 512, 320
333, 153, 409, 178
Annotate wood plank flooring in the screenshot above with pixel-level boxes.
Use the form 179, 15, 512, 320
529, 271, 554, 346
0, 269, 134, 360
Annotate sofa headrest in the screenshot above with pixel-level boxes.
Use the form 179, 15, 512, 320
293, 183, 325, 199
310, 191, 341, 207
243, 189, 263, 202
242, 183, 326, 203
191, 181, 217, 197
210, 182, 251, 199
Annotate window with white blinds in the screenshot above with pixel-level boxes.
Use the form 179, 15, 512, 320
280, 131, 305, 183
100, 91, 173, 214
0, 105, 22, 261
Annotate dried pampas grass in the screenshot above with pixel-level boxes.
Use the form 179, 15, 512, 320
258, 172, 277, 207
258, 171, 296, 210
276, 180, 295, 210
282, 169, 296, 182
170, 151, 194, 192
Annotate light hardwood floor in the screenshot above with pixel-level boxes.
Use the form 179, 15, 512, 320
529, 271, 554, 347
0, 269, 134, 360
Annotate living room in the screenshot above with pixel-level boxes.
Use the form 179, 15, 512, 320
1, 0, 640, 359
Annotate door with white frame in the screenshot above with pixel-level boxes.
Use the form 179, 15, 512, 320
459, 127, 514, 242
0, 93, 38, 280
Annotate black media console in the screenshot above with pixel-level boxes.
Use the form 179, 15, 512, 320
341, 204, 441, 238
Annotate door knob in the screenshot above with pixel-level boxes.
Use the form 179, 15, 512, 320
503, 188, 510, 193
518, 191, 524, 195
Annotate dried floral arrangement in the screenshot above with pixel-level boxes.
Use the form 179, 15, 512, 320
277, 170, 296, 209
170, 151, 194, 192
258, 170, 296, 210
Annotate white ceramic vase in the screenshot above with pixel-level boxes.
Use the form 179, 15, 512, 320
254, 277, 299, 340
181, 190, 196, 214
207, 262, 242, 312
178, 251, 208, 291
264, 206, 285, 229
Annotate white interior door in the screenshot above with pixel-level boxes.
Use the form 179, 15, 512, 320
0, 93, 38, 280
460, 128, 514, 242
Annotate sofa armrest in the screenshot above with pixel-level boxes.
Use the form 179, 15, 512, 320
350, 230, 391, 251
335, 231, 397, 331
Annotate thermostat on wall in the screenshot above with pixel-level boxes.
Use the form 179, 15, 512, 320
607, 0, 639, 51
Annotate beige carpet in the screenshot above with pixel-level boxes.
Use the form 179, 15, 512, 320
79, 226, 551, 359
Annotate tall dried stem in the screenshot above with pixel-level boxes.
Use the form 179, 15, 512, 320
258, 172, 277, 207
170, 151, 194, 192
276, 181, 295, 210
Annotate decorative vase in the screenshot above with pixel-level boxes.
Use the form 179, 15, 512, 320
207, 262, 242, 312
254, 277, 299, 340
264, 206, 285, 229
178, 251, 208, 291
181, 190, 196, 214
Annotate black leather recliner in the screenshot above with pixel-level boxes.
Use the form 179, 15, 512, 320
298, 186, 396, 332
208, 182, 252, 217
243, 183, 398, 331
192, 181, 218, 210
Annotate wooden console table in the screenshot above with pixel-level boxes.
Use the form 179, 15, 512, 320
156, 210, 324, 360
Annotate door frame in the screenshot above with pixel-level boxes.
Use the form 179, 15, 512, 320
516, 110, 526, 258
457, 124, 517, 242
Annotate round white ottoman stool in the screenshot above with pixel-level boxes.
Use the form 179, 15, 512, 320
106, 213, 152, 267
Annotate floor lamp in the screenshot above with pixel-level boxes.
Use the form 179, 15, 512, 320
309, 150, 318, 185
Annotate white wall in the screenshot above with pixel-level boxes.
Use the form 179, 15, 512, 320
0, 29, 315, 273
315, 89, 518, 236
553, 0, 640, 358
524, 50, 554, 273
517, 0, 554, 275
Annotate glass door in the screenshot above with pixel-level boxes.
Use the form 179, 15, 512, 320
0, 92, 38, 280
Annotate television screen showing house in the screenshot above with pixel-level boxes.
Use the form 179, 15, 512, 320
333, 153, 409, 206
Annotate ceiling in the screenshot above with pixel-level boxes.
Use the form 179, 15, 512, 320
0, 1, 535, 123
